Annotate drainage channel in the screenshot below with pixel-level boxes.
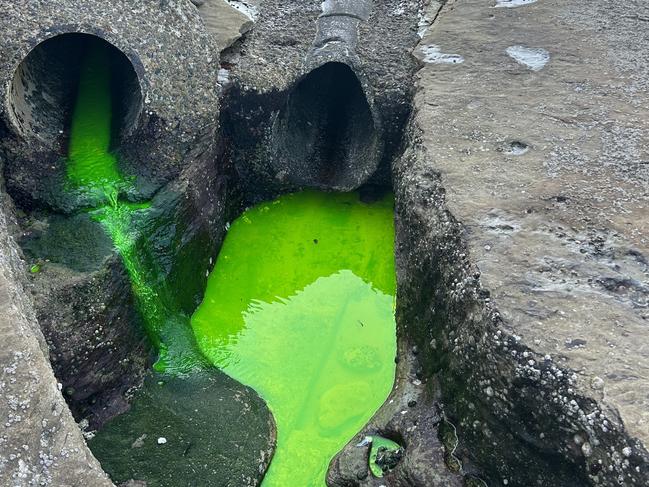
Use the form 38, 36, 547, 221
64, 36, 398, 486
192, 190, 396, 486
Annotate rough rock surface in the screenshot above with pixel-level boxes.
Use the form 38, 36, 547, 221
0, 176, 113, 486
194, 0, 254, 51
88, 370, 276, 487
394, 0, 648, 485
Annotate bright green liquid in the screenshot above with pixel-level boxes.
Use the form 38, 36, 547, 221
67, 48, 121, 194
68, 41, 397, 486
66, 41, 204, 372
191, 191, 397, 486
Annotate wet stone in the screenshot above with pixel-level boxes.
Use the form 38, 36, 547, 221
88, 370, 274, 487
375, 446, 403, 474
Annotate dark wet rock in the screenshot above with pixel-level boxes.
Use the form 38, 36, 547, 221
88, 370, 275, 487
26, 256, 151, 430
375, 446, 404, 474
20, 212, 114, 273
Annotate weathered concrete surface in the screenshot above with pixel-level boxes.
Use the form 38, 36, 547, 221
396, 0, 648, 485
0, 0, 220, 208
0, 176, 114, 486
194, 0, 254, 51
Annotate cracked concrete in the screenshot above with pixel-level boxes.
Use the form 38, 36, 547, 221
397, 0, 648, 484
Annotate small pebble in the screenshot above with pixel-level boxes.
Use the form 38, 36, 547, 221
157, 437, 167, 445
591, 377, 604, 390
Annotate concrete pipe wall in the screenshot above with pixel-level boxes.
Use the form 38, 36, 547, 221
270, 61, 381, 190
222, 0, 421, 202
7, 33, 142, 151
269, 0, 381, 191
0, 0, 220, 211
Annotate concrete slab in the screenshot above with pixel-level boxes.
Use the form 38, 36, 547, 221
403, 0, 648, 483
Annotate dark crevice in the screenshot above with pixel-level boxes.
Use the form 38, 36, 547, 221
7, 33, 141, 152
272, 62, 381, 190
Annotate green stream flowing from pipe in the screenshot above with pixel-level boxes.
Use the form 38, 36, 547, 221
70, 42, 396, 486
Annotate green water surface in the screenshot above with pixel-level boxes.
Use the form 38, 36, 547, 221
66, 40, 397, 487
191, 191, 397, 486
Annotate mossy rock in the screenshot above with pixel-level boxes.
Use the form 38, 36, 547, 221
89, 369, 275, 487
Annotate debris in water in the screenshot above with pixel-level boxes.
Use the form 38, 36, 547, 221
368, 436, 403, 477
357, 436, 373, 447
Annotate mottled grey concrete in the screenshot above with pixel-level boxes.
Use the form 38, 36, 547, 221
394, 0, 649, 485
0, 0, 220, 207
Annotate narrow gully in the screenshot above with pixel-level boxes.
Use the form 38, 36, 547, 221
67, 37, 398, 486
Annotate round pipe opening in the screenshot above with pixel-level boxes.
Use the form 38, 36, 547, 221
6, 33, 142, 150
272, 62, 381, 191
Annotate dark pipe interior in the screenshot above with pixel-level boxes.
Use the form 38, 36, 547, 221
8, 33, 141, 150
272, 62, 380, 190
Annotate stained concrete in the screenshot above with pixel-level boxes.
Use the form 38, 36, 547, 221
393, 0, 649, 484
222, 0, 422, 200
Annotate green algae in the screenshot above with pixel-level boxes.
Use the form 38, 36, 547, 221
191, 191, 397, 486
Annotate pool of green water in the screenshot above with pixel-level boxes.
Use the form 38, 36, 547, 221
64, 39, 397, 486
192, 191, 397, 486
